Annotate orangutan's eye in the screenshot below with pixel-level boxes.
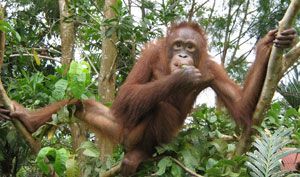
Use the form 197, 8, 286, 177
186, 43, 195, 52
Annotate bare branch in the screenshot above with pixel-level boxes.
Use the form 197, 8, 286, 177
100, 163, 121, 177
282, 41, 300, 72
171, 157, 203, 177
9, 54, 61, 63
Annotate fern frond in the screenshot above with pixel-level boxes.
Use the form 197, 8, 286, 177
245, 127, 299, 177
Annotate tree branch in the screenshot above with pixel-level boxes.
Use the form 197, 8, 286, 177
235, 0, 300, 156
282, 41, 300, 72
0, 5, 40, 154
171, 157, 204, 177
253, 0, 300, 125
100, 163, 121, 177
9, 54, 61, 63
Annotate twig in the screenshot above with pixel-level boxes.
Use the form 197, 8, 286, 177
171, 157, 203, 177
100, 163, 121, 177
28, 48, 61, 54
10, 54, 61, 63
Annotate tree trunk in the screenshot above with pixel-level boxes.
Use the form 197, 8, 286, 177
99, 0, 118, 104
59, 0, 75, 73
58, 0, 87, 160
98, 0, 118, 161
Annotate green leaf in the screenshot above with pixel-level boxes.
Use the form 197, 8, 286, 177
13, 30, 21, 42
246, 128, 298, 177
32, 49, 41, 65
66, 158, 80, 177
0, 20, 11, 32
6, 130, 17, 146
52, 79, 68, 100
36, 147, 69, 176
83, 148, 100, 158
16, 167, 27, 177
206, 158, 218, 169
227, 144, 236, 152
0, 20, 21, 41
67, 61, 91, 98
36, 147, 56, 175
80, 141, 100, 158
156, 157, 172, 175
285, 108, 298, 117
171, 163, 182, 176
207, 115, 217, 123
54, 148, 69, 176
181, 149, 197, 169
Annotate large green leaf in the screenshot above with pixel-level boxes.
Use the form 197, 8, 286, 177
54, 148, 69, 176
36, 147, 70, 176
67, 61, 91, 99
36, 147, 56, 175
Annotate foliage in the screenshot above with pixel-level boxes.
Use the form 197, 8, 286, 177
140, 105, 249, 177
278, 67, 300, 109
67, 61, 91, 99
0, 20, 21, 41
246, 128, 300, 177
36, 147, 80, 177
0, 121, 33, 176
77, 141, 123, 177
262, 102, 300, 139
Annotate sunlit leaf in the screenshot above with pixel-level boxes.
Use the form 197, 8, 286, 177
32, 49, 41, 65
67, 61, 91, 99
47, 126, 57, 140
66, 158, 80, 177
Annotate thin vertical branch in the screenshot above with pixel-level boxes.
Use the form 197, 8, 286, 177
230, 0, 250, 61
220, 1, 233, 66
188, 0, 196, 22
127, 0, 132, 15
204, 0, 215, 32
